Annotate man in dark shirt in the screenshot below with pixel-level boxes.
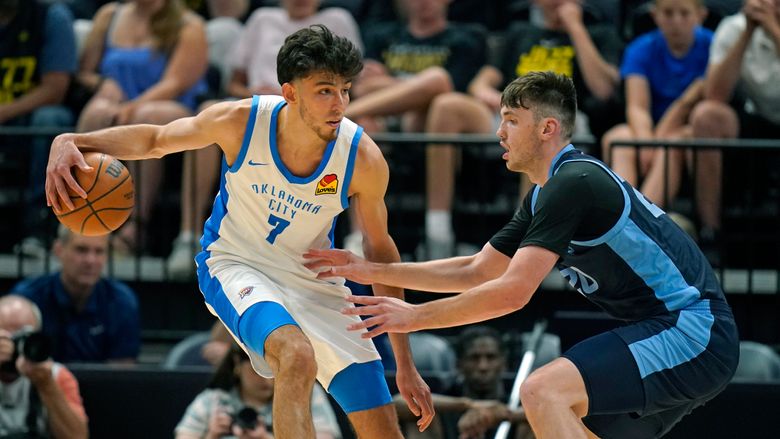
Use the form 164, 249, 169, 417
305, 72, 739, 439
11, 226, 140, 363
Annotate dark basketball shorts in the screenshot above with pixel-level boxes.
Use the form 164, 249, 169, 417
562, 300, 739, 439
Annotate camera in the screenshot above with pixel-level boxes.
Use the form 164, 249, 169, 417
231, 406, 261, 431
0, 329, 52, 375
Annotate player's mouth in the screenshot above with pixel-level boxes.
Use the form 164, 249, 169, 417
326, 119, 341, 129
499, 142, 509, 160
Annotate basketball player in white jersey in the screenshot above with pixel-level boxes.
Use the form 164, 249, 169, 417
44, 25, 434, 438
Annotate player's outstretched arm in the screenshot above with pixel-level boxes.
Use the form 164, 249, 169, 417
46, 99, 249, 211
343, 245, 559, 337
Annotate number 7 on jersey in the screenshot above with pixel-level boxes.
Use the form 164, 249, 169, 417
266, 214, 290, 244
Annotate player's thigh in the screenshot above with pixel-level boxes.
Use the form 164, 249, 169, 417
347, 403, 403, 439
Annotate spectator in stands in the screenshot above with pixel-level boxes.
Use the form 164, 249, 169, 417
688, 0, 780, 247
176, 342, 342, 439
11, 226, 140, 364
602, 0, 711, 210
0, 295, 88, 438
201, 321, 232, 367
395, 326, 530, 439
1, 0, 77, 259
423, 0, 624, 258
75, 0, 208, 255
167, 0, 363, 279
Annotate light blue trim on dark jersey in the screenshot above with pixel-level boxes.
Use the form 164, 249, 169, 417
229, 95, 260, 173
269, 100, 338, 184
547, 144, 575, 178
559, 158, 632, 247
607, 219, 702, 311
530, 186, 541, 214
631, 186, 665, 218
341, 125, 363, 209
628, 300, 714, 378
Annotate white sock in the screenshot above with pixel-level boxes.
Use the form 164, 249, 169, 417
426, 210, 453, 242
177, 231, 195, 243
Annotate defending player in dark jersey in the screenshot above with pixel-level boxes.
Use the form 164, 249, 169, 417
305, 71, 739, 439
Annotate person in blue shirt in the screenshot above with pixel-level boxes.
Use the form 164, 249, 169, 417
11, 226, 141, 364
306, 72, 739, 439
602, 0, 712, 213
1, 0, 78, 258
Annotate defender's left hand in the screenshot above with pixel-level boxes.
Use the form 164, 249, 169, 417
342, 295, 419, 338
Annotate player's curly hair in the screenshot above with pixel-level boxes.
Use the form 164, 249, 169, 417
277, 24, 363, 85
501, 71, 578, 139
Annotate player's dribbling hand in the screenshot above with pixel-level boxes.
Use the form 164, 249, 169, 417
46, 134, 92, 212
303, 248, 378, 285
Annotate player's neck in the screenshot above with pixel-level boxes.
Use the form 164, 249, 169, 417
275, 106, 329, 175
530, 142, 569, 187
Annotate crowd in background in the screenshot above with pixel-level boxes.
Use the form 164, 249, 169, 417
1, 0, 779, 437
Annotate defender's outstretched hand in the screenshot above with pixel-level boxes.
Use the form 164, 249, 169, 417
303, 248, 379, 285
46, 134, 92, 212
342, 295, 420, 338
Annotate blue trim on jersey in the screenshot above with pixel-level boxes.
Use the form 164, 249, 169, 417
628, 300, 714, 378
200, 159, 231, 253
238, 301, 299, 358
341, 125, 363, 209
328, 360, 392, 413
229, 95, 260, 173
195, 250, 243, 342
631, 187, 665, 218
530, 186, 541, 213
607, 219, 702, 311
329, 217, 338, 248
560, 159, 632, 247
269, 100, 338, 184
548, 144, 576, 178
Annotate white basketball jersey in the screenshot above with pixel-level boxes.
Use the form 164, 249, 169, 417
199, 95, 363, 296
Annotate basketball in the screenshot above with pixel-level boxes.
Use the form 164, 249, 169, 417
54, 152, 135, 236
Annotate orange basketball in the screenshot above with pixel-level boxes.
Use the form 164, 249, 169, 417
54, 152, 135, 236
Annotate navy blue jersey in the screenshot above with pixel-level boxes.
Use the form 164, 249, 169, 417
490, 145, 727, 321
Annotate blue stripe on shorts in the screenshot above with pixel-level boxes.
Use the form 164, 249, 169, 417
328, 360, 391, 413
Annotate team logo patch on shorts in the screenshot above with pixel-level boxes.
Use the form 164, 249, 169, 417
315, 174, 338, 195
238, 286, 254, 299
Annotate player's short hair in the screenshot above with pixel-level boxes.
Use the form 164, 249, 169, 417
501, 71, 578, 139
277, 24, 363, 85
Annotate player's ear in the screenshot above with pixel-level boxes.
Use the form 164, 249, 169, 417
540, 117, 559, 138
281, 82, 297, 104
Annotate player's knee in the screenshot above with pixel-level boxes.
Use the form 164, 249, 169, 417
520, 371, 559, 413
278, 339, 317, 378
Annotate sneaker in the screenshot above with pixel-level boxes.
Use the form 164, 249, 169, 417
13, 237, 48, 260
166, 234, 198, 280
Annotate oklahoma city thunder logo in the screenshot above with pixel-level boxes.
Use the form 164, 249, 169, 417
315, 174, 338, 195
238, 286, 253, 299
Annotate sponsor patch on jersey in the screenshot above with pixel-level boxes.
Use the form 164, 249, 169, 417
238, 286, 254, 299
315, 173, 339, 195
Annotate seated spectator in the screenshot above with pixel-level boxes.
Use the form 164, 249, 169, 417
395, 326, 530, 439
602, 0, 711, 210
1, 0, 77, 259
344, 0, 488, 258
688, 0, 780, 248
200, 320, 231, 367
75, 0, 208, 255
11, 226, 140, 364
175, 342, 342, 439
423, 0, 623, 257
167, 0, 363, 279
0, 295, 88, 438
